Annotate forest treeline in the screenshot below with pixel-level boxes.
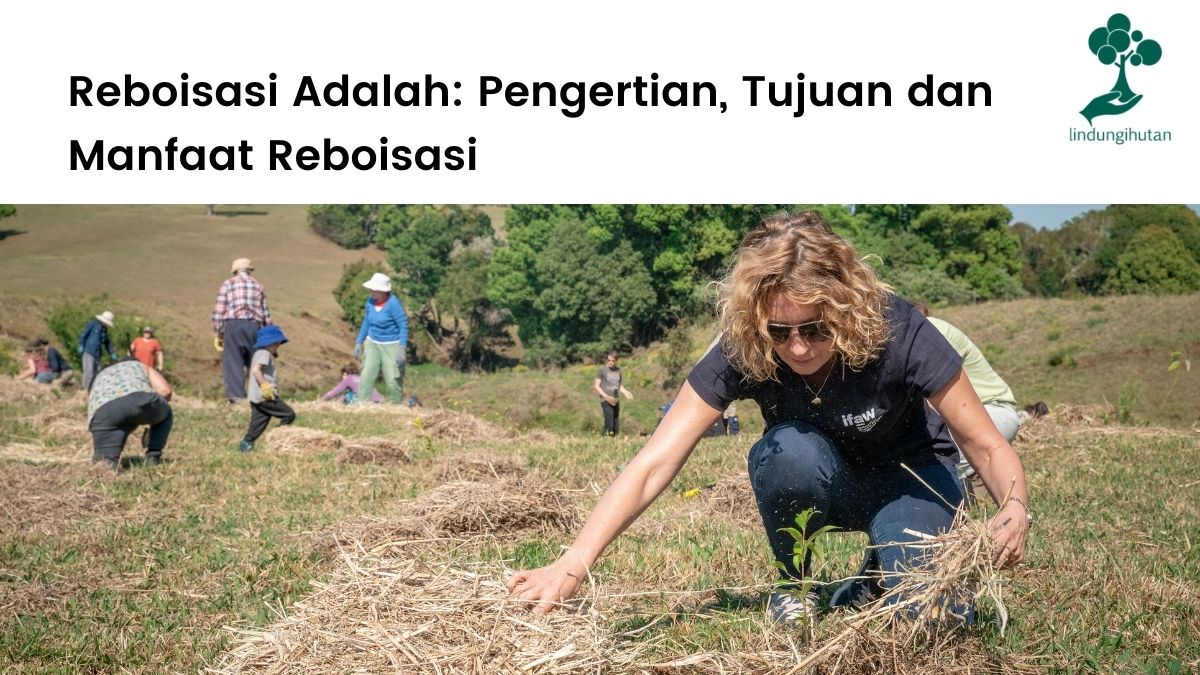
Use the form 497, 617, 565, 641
311, 204, 1200, 369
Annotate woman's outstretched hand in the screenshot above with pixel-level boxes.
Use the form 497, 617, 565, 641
506, 560, 585, 614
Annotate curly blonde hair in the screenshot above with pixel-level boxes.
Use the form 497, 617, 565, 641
715, 210, 891, 381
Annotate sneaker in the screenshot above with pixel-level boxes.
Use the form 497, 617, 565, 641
765, 589, 820, 626
143, 454, 161, 467
830, 547, 885, 611
93, 456, 119, 470
829, 575, 883, 611
238, 440, 254, 453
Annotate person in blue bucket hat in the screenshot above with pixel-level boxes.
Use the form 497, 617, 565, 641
239, 324, 295, 452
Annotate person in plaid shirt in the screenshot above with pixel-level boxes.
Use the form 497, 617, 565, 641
212, 257, 272, 404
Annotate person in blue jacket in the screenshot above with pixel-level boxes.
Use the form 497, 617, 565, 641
353, 273, 408, 404
78, 310, 118, 391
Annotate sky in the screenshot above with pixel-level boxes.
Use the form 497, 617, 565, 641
1005, 204, 1200, 230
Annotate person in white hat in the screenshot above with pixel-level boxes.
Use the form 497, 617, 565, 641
212, 257, 273, 404
78, 310, 117, 391
353, 272, 408, 404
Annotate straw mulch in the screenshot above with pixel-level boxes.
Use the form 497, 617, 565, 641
310, 515, 429, 555
1051, 403, 1116, 427
414, 408, 516, 443
313, 476, 580, 555
264, 426, 343, 454
0, 464, 115, 535
291, 400, 421, 417
432, 452, 526, 483
790, 508, 1039, 674
410, 478, 581, 537
337, 437, 413, 466
687, 474, 758, 527
0, 441, 88, 464
19, 394, 89, 442
0, 377, 59, 404
213, 553, 629, 674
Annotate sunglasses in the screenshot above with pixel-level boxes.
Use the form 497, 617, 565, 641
766, 320, 831, 344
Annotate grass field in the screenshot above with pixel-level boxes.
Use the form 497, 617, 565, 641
1, 385, 1197, 673
1, 206, 1198, 672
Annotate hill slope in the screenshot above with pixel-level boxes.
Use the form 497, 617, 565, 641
0, 205, 385, 396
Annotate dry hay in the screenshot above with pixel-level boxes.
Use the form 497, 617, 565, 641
337, 437, 413, 466
264, 426, 343, 454
0, 377, 60, 404
312, 476, 576, 555
411, 477, 580, 537
213, 552, 626, 674
0, 442, 88, 464
0, 464, 115, 535
432, 451, 527, 483
291, 400, 420, 417
686, 474, 758, 526
791, 507, 1037, 675
310, 515, 428, 555
1052, 403, 1116, 427
19, 394, 89, 442
414, 408, 516, 443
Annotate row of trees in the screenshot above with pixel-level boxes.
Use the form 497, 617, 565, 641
314, 204, 1200, 370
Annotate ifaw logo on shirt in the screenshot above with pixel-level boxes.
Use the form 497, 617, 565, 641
841, 408, 882, 433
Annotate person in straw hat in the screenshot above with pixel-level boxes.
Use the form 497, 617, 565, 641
212, 257, 273, 405
353, 272, 408, 404
509, 211, 1031, 626
78, 310, 117, 391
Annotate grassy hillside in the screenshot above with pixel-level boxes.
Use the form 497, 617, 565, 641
0, 205, 385, 397
2, 205, 1195, 428
1, 207, 1198, 671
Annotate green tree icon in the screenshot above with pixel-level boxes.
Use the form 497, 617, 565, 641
1080, 13, 1162, 125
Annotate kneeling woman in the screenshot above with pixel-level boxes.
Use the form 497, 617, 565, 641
509, 211, 1030, 623
88, 358, 174, 469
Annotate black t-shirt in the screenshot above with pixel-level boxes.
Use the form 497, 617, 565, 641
687, 295, 963, 467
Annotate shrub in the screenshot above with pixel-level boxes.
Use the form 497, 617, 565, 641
332, 260, 390, 326
0, 340, 18, 376
44, 296, 139, 370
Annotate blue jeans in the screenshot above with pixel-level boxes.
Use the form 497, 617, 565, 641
748, 421, 970, 619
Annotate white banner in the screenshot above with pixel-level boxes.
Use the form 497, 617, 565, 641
1, 1, 1195, 202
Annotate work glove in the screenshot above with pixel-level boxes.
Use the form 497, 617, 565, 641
214, 336, 224, 352
260, 383, 278, 401
353, 343, 363, 360
77, 345, 84, 354
396, 345, 406, 365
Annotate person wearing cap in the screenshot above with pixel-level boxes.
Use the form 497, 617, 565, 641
239, 325, 295, 452
129, 326, 164, 371
353, 272, 408, 405
87, 358, 173, 469
78, 310, 117, 391
212, 258, 273, 404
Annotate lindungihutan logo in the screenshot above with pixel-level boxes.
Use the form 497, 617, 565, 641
1080, 13, 1163, 125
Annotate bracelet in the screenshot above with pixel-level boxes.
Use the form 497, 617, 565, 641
1006, 495, 1030, 512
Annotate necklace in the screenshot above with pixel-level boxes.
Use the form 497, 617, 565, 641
799, 359, 834, 405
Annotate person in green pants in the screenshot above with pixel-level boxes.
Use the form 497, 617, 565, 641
354, 273, 408, 404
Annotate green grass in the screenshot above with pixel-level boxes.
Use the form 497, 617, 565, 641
1, 208, 1198, 671
2, 392, 1197, 672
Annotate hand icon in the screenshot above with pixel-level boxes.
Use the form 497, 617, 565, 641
1080, 90, 1142, 125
